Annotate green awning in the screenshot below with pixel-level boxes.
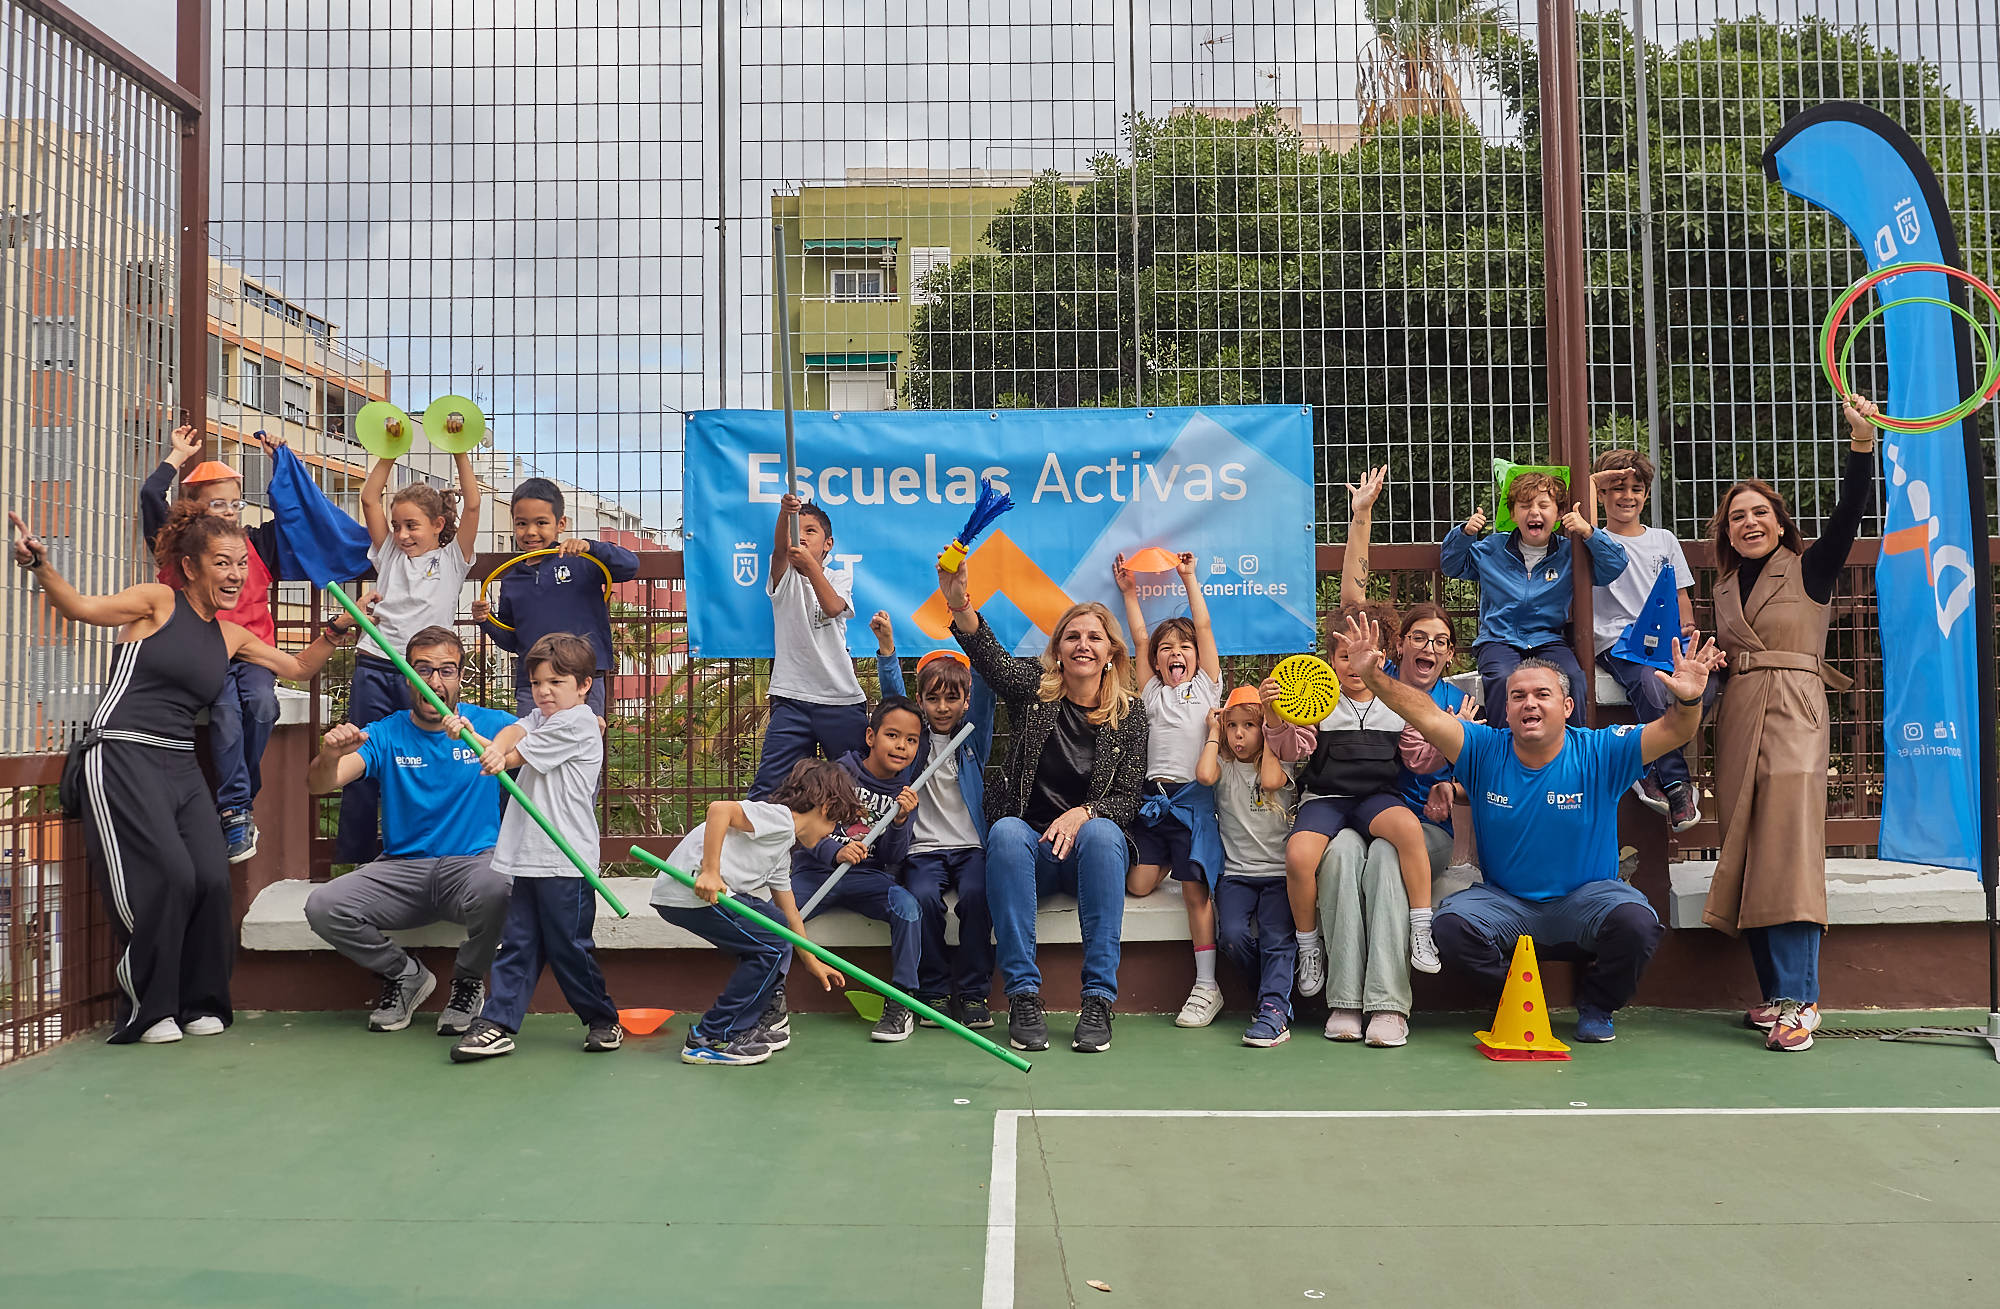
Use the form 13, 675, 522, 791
802, 237, 899, 251
805, 351, 899, 368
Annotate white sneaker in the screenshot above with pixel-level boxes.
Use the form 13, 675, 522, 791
1323, 1008, 1364, 1041
1364, 1012, 1410, 1047
1295, 938, 1326, 997
1174, 984, 1224, 1029
184, 1015, 225, 1036
138, 1018, 183, 1044
1409, 922, 1441, 974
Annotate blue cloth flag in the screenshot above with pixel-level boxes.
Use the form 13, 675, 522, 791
1766, 104, 1989, 874
1609, 567, 1681, 673
267, 443, 374, 587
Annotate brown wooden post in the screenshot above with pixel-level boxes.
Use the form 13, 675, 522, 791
1536, 0, 1596, 725
176, 0, 211, 456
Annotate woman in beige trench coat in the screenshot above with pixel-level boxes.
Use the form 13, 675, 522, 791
1703, 397, 1879, 1054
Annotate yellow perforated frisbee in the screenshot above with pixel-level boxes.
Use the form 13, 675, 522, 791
1270, 653, 1341, 726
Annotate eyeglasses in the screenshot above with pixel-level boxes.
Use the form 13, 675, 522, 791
204, 498, 248, 512
410, 663, 461, 680
1404, 633, 1454, 651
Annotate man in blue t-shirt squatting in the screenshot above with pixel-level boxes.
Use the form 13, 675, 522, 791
305, 625, 518, 1039
1340, 611, 1726, 1044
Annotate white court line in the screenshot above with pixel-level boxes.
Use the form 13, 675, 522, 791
980, 1106, 2000, 1308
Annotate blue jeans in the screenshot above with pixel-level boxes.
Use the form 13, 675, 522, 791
985, 815, 1128, 1002
656, 899, 790, 1042
902, 847, 992, 999
335, 656, 411, 863
749, 697, 868, 801
481, 878, 618, 1031
789, 867, 922, 992
207, 659, 278, 814
1597, 651, 1713, 790
1434, 879, 1662, 1013
1477, 641, 1588, 730
1746, 922, 1821, 1004
1216, 874, 1295, 1020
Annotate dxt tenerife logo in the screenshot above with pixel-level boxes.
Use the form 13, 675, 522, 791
732, 542, 759, 587
1882, 442, 1975, 637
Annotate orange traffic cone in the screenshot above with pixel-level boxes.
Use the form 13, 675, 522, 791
1475, 935, 1571, 1062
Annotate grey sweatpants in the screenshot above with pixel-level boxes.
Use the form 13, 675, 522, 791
1317, 823, 1453, 1017
303, 854, 511, 982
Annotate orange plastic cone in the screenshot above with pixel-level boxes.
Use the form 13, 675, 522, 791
1475, 935, 1571, 1061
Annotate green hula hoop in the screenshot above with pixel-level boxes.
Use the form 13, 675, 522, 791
1832, 294, 2000, 434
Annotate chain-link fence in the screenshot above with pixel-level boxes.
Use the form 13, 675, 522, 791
1, 0, 182, 757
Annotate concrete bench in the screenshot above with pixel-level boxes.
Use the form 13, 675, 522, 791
243, 876, 1212, 952
1666, 859, 1986, 928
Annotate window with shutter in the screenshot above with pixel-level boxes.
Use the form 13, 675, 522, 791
908, 247, 951, 304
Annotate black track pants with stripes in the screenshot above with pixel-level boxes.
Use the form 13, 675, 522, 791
80, 742, 234, 1043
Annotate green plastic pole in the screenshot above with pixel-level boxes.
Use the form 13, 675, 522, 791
323, 584, 629, 918
629, 846, 1031, 1074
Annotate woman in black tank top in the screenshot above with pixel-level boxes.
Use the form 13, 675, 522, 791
11, 509, 358, 1044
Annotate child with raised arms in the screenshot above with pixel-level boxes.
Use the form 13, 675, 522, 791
336, 439, 482, 863
874, 614, 998, 1029
652, 759, 862, 1066
1441, 468, 1627, 730
745, 492, 867, 801
1115, 550, 1227, 1030
445, 633, 621, 1063
1198, 686, 1299, 1046
1265, 603, 1447, 1000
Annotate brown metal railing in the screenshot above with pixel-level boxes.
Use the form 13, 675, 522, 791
0, 762, 115, 1066
290, 541, 1934, 876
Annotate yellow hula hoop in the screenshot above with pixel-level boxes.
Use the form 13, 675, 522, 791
478, 549, 615, 631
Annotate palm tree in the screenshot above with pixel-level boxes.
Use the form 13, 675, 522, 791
1356, 0, 1510, 129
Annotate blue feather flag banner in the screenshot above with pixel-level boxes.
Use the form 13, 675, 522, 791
267, 444, 373, 587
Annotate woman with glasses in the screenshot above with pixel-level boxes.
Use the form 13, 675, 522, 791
1309, 467, 1477, 1047
139, 424, 287, 864
10, 508, 354, 1044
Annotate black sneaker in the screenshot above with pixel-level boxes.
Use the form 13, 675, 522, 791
1666, 782, 1701, 832
915, 996, 950, 1028
870, 1000, 916, 1042
1007, 992, 1049, 1052
450, 1017, 516, 1062
956, 995, 995, 1030
750, 1017, 791, 1052
584, 1022, 623, 1052
757, 987, 790, 1038
680, 1030, 772, 1066
435, 974, 485, 1037
1072, 995, 1114, 1053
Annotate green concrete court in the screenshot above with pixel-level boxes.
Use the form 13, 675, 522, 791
2, 1008, 1997, 1307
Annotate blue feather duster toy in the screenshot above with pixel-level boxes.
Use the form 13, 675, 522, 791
936, 478, 1015, 573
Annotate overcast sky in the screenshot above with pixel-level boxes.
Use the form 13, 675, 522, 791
70, 2, 2000, 535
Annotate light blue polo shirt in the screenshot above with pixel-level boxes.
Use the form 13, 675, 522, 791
1455, 722, 1645, 901
357, 704, 518, 859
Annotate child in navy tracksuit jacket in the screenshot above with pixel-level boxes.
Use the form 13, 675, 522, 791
874, 616, 997, 1030
788, 696, 928, 1042
472, 478, 640, 718
1440, 469, 1627, 729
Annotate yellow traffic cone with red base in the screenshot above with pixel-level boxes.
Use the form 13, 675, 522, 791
1475, 935, 1571, 1061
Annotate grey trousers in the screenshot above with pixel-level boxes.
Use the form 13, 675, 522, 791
303, 853, 511, 982
1317, 823, 1453, 1017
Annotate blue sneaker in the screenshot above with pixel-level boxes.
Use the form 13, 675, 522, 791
1241, 1003, 1291, 1048
680, 1030, 772, 1066
1575, 1006, 1616, 1043
221, 809, 258, 864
